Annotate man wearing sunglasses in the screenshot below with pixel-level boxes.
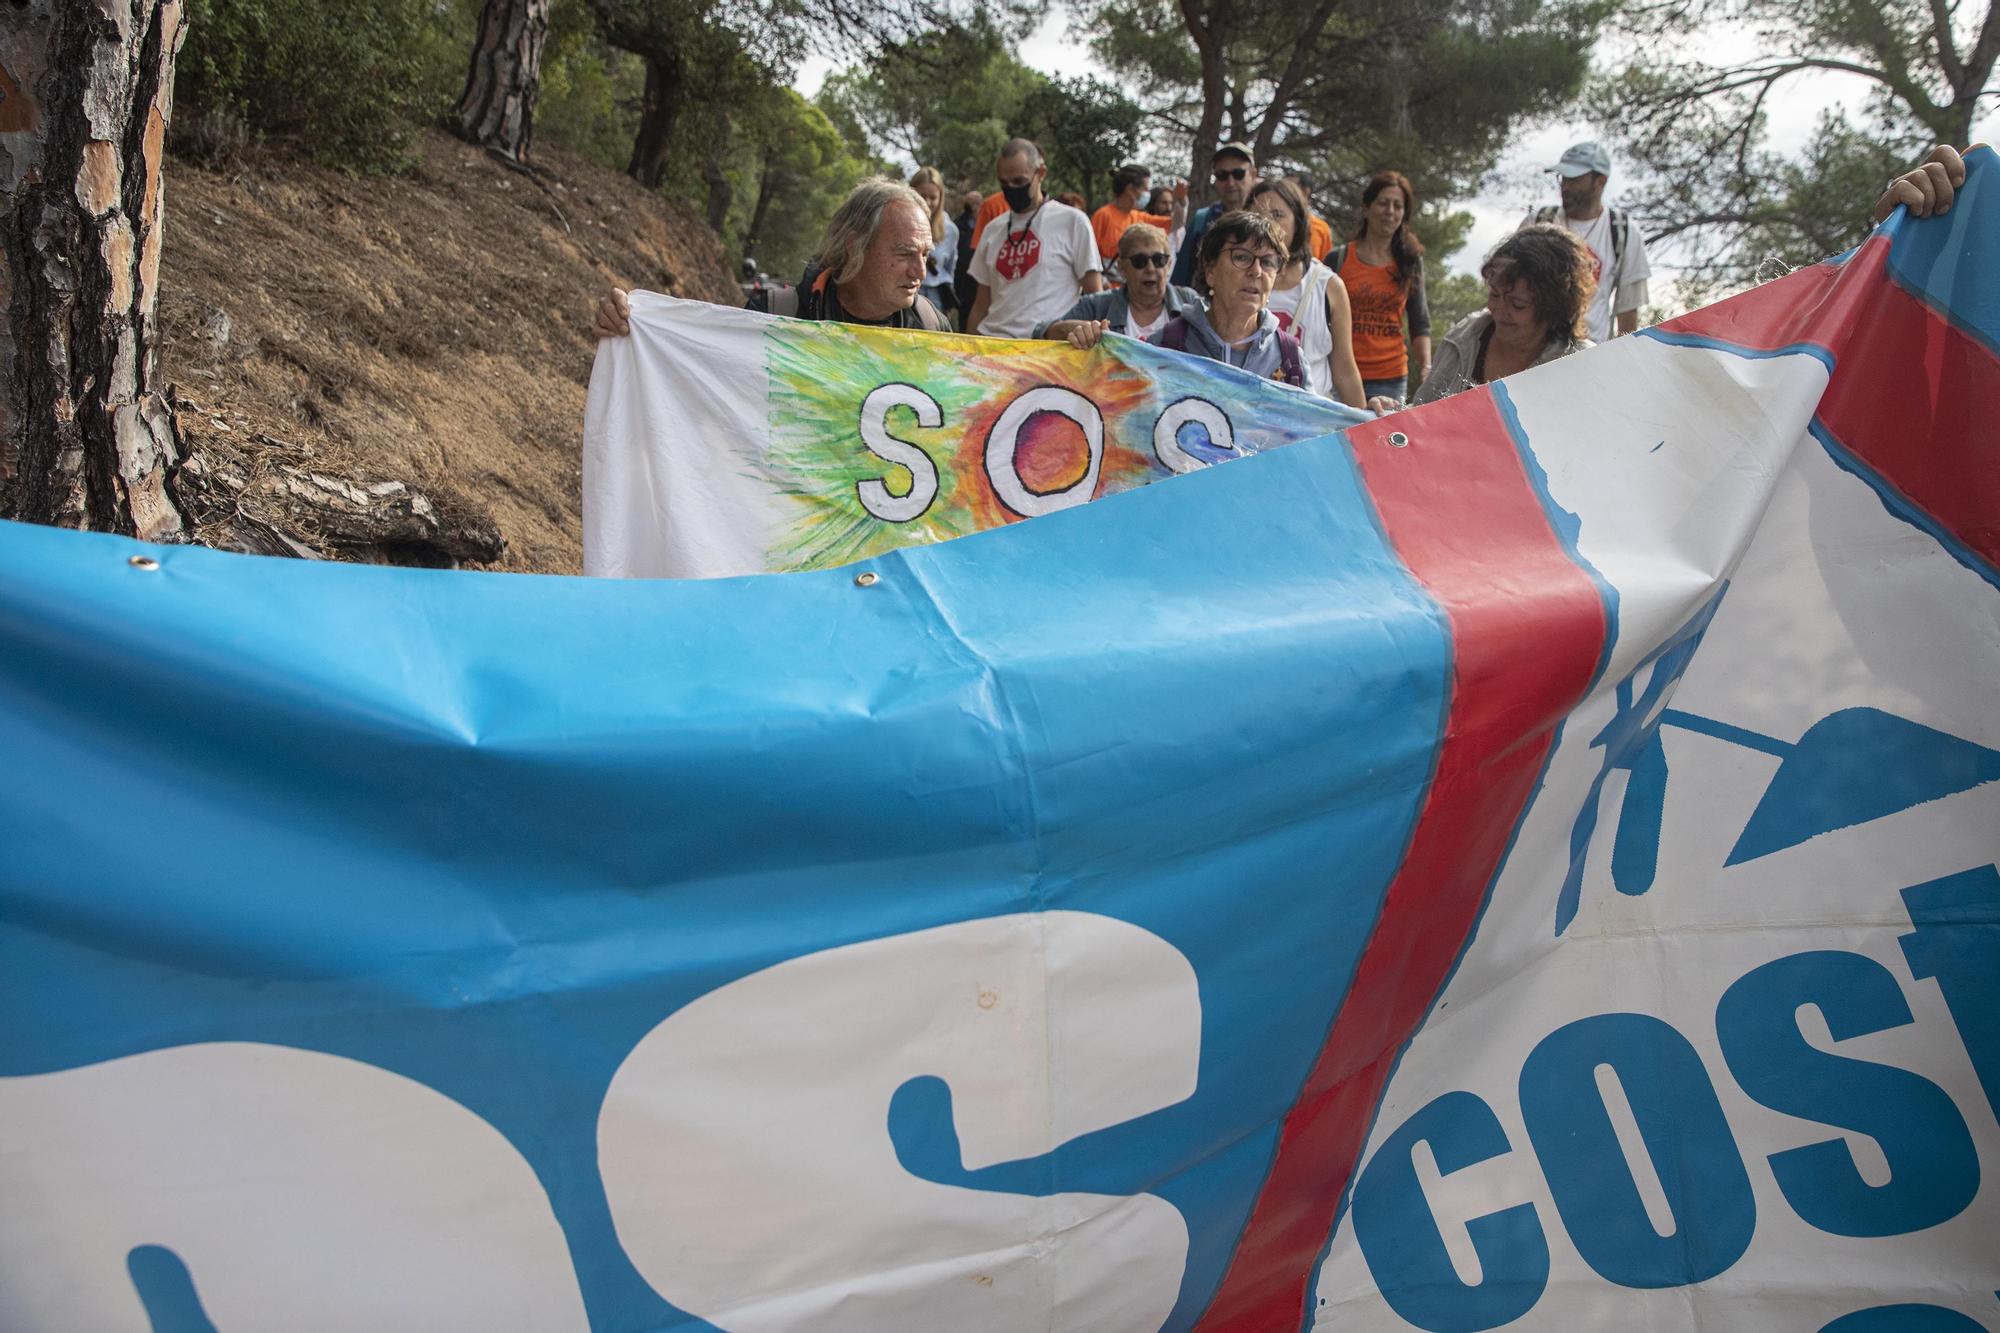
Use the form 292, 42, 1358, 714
1170, 141, 1259, 288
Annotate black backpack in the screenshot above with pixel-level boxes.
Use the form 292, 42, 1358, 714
748, 260, 946, 331
1531, 205, 1633, 284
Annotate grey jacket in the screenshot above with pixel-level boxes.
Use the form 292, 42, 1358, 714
1034, 283, 1200, 339
1411, 310, 1590, 406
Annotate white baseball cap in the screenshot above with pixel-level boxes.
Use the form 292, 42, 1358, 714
1555, 141, 1612, 177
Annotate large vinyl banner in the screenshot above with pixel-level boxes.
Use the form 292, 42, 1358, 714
3, 155, 1998, 1332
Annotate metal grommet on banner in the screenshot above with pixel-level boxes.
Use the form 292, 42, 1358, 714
1386, 431, 1409, 449
128, 554, 160, 571
853, 571, 879, 588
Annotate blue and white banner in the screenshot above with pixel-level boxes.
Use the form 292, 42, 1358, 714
2, 153, 1997, 1332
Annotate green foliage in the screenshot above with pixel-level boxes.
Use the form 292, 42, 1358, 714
1018, 76, 1143, 202
535, 0, 649, 170
176, 0, 467, 173
820, 18, 1141, 203
818, 18, 1039, 190
1587, 0, 1977, 287
1080, 0, 1607, 269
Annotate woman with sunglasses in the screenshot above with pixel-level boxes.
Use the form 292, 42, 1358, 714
1245, 178, 1366, 405
1150, 211, 1307, 388
1037, 224, 1199, 346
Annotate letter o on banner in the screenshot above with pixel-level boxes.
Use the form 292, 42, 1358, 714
1153, 398, 1234, 474
984, 386, 1104, 516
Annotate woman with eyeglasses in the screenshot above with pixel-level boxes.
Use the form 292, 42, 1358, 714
1037, 224, 1200, 346
1150, 210, 1308, 388
1244, 178, 1366, 405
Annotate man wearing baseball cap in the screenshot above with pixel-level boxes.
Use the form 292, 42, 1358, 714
1171, 141, 1260, 288
1527, 140, 1652, 342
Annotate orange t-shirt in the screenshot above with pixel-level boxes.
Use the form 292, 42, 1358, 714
1090, 204, 1175, 260
1308, 215, 1333, 262
1337, 246, 1411, 378
968, 192, 1009, 251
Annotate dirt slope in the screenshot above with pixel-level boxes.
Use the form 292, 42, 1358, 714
156, 129, 741, 573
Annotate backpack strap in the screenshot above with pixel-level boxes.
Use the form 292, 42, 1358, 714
1156, 316, 1190, 352
912, 293, 946, 332
1276, 331, 1304, 388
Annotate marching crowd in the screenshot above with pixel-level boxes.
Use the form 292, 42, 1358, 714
595, 139, 1969, 413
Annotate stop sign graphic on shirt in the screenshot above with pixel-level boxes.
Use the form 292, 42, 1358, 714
996, 228, 1042, 281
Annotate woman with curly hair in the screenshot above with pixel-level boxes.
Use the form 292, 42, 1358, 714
1408, 224, 1595, 407
1327, 170, 1432, 404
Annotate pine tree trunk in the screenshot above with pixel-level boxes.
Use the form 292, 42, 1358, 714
0, 0, 190, 541
626, 51, 683, 189
702, 113, 734, 235
744, 158, 777, 263
455, 0, 551, 164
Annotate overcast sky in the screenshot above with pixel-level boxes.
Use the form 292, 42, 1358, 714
798, 10, 1998, 301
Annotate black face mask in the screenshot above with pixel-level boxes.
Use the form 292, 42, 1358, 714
1001, 181, 1036, 212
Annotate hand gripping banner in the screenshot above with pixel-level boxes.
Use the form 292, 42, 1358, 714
3, 152, 1997, 1332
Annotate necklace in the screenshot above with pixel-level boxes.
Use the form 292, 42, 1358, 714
1006, 203, 1046, 240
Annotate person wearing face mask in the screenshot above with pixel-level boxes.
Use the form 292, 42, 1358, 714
1326, 170, 1432, 404
1409, 225, 1594, 407
1151, 210, 1307, 389
1244, 177, 1366, 405
1171, 141, 1258, 288
1036, 224, 1200, 345
964, 138, 1104, 338
1090, 165, 1189, 272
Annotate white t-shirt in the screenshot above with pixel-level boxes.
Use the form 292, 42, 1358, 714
1560, 207, 1651, 343
1128, 303, 1170, 342
971, 200, 1102, 338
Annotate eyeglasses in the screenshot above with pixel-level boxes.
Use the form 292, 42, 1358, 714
1123, 252, 1170, 269
1213, 167, 1248, 182
1224, 247, 1282, 274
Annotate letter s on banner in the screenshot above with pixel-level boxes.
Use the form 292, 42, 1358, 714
856, 383, 944, 522
1716, 950, 1979, 1238
0, 1043, 588, 1332
598, 911, 1200, 1332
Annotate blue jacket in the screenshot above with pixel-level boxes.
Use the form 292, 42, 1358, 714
1170, 203, 1224, 288
1033, 283, 1200, 339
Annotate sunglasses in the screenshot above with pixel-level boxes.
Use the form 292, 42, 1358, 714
1213, 167, 1248, 182
1224, 247, 1283, 275
1122, 252, 1170, 269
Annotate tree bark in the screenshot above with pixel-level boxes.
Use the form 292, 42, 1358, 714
0, 0, 191, 541
702, 109, 734, 234
455, 0, 552, 164
626, 50, 684, 189
1179, 0, 1227, 205
744, 156, 777, 263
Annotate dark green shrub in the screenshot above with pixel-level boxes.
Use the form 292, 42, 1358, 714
176, 0, 469, 173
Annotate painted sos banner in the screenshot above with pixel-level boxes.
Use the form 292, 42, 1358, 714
3, 156, 1998, 1331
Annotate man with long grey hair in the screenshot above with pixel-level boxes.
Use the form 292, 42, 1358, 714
594, 176, 947, 335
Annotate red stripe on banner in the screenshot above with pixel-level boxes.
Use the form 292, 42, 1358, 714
1661, 236, 1888, 352
1815, 269, 2000, 571
1193, 390, 1607, 1332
